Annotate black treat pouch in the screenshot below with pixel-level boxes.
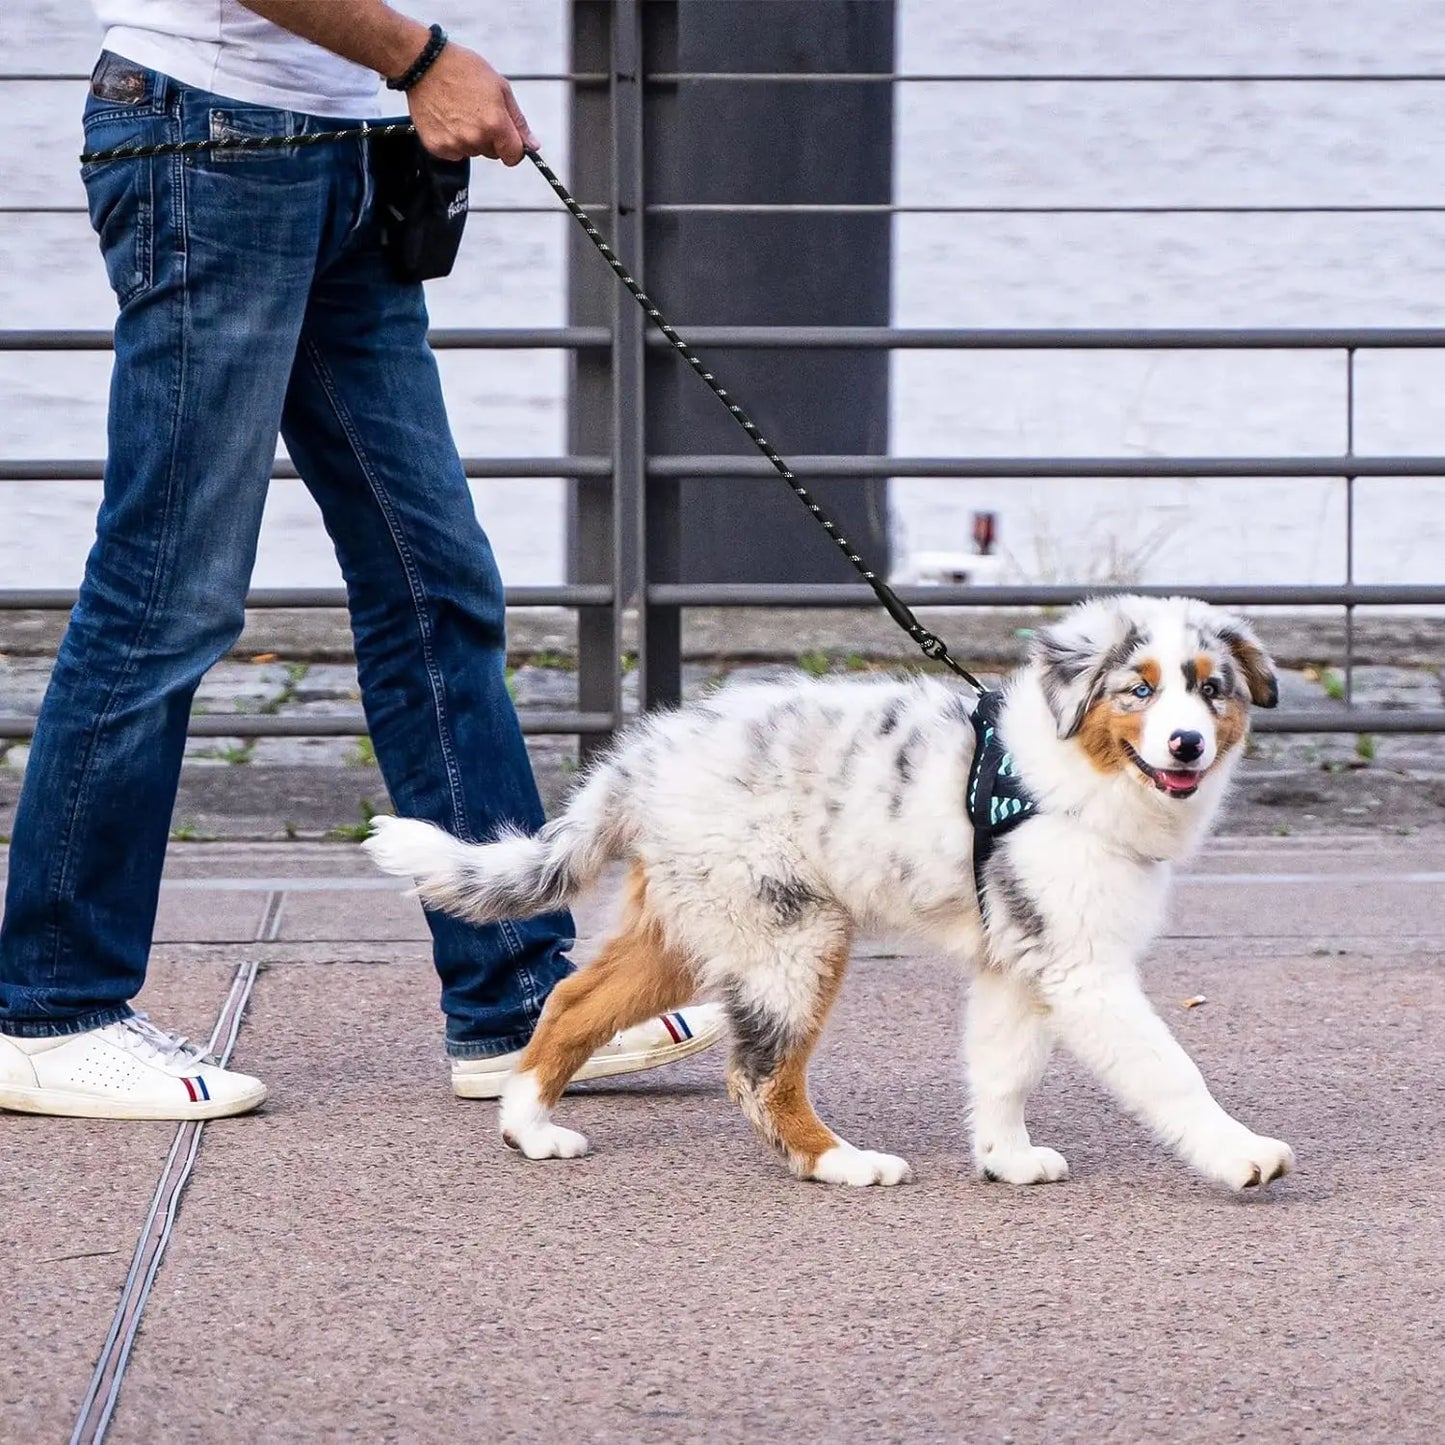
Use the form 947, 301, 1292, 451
370, 130, 470, 282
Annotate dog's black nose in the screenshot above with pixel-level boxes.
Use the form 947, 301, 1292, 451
1169, 729, 1204, 763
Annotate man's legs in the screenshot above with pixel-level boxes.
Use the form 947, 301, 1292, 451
0, 68, 325, 1051
278, 217, 574, 1058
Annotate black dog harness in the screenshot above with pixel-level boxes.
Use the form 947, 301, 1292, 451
967, 690, 1038, 907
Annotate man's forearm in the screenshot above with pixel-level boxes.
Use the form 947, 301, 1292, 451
237, 0, 429, 80
237, 0, 536, 165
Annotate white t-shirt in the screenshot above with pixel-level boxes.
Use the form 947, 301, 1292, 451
93, 1, 385, 118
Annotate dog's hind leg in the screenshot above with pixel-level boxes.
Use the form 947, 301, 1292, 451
965, 967, 1068, 1184
499, 864, 698, 1160
725, 931, 912, 1187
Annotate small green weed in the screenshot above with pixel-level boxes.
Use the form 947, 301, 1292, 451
346, 735, 378, 768
797, 650, 831, 678
329, 798, 380, 843
1354, 733, 1377, 762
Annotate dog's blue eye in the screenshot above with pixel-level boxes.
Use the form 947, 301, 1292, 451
1200, 678, 1220, 699
1131, 683, 1154, 699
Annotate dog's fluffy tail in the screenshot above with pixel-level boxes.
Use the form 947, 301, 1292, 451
363, 768, 628, 923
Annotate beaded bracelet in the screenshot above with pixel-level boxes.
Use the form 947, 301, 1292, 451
386, 23, 449, 92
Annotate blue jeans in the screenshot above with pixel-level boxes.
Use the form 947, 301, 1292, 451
0, 56, 574, 1056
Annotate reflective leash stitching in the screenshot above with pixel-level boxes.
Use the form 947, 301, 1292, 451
79, 121, 412, 164
525, 149, 983, 690
78, 127, 983, 690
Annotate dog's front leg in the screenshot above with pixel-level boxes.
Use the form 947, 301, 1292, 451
1034, 961, 1293, 1191
965, 967, 1069, 1184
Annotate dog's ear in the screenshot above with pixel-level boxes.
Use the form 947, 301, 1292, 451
1215, 615, 1279, 709
1033, 600, 1139, 739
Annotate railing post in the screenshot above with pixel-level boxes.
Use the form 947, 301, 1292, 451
611, 0, 648, 723
567, 0, 621, 756
642, 1, 895, 616
638, 0, 683, 709
1344, 347, 1357, 707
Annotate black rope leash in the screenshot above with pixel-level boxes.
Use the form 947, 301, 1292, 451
79, 121, 413, 165
524, 149, 982, 690
77, 124, 982, 690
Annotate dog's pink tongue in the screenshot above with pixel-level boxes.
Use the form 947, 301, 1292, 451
1158, 769, 1200, 794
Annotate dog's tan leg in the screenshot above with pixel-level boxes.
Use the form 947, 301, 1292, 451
498, 864, 697, 1159
727, 939, 911, 1187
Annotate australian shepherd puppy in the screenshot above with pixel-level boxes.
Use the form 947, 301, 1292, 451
365, 595, 1293, 1193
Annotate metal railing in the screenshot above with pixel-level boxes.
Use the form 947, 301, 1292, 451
4, 8, 1444, 747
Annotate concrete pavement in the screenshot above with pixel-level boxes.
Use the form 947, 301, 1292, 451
2, 835, 1443, 1444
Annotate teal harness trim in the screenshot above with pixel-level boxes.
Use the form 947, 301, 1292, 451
967, 690, 1039, 906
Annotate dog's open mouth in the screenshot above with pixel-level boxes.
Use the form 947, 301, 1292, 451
1123, 743, 1204, 799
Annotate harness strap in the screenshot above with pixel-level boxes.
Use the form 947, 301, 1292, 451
967, 690, 1039, 908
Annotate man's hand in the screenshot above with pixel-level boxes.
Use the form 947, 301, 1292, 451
237, 2, 539, 163
407, 42, 538, 165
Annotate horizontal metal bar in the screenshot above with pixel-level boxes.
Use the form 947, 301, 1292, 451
428, 327, 609, 349
9, 454, 1444, 485
11, 326, 1445, 353
1254, 711, 1445, 733
7, 583, 1439, 615
12, 72, 1445, 85
2, 709, 1437, 741
646, 455, 1445, 479
645, 325, 1445, 350
0, 328, 611, 352
0, 72, 607, 84
0, 712, 616, 740
645, 203, 1445, 215
644, 326, 1445, 348
647, 583, 1445, 608
0, 456, 610, 482
0, 586, 613, 612
11, 202, 1445, 217
640, 71, 1445, 84
0, 204, 608, 217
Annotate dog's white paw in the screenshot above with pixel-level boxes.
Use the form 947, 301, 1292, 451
976, 1144, 1070, 1185
501, 1121, 590, 1160
809, 1145, 913, 1187
1192, 1128, 1294, 1191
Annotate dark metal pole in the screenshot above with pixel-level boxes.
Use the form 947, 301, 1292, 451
640, 0, 684, 707
644, 1, 895, 642
567, 0, 621, 752
610, 0, 650, 721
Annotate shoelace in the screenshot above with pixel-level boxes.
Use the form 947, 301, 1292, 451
107, 1013, 212, 1069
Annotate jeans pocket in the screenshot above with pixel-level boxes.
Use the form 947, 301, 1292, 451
183, 108, 328, 260
81, 142, 154, 307
201, 106, 299, 165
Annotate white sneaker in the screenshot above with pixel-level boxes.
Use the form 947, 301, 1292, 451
0, 1014, 267, 1121
452, 1003, 725, 1100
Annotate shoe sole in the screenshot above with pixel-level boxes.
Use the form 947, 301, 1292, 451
452, 1026, 720, 1100
0, 1082, 268, 1121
